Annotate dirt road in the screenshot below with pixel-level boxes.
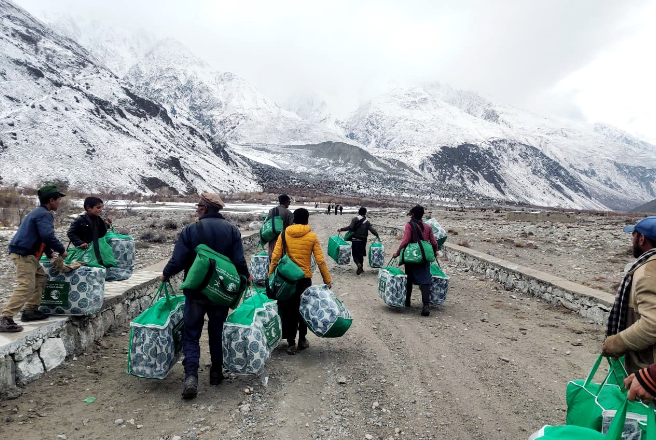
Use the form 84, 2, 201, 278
1, 213, 607, 439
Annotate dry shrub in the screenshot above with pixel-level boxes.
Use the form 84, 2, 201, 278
513, 241, 526, 248
448, 229, 459, 235
140, 230, 166, 243
457, 240, 470, 248
163, 219, 178, 230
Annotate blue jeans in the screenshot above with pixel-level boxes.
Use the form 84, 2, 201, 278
182, 295, 229, 377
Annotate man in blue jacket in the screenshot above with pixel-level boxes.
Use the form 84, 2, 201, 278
161, 193, 252, 399
1, 184, 67, 332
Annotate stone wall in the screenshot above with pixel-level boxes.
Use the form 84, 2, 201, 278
376, 223, 613, 326
1, 232, 261, 399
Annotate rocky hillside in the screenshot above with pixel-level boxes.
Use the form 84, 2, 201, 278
0, 0, 258, 194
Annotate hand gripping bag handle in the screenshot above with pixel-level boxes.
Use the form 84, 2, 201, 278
149, 281, 177, 308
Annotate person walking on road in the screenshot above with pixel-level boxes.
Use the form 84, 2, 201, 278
603, 216, 656, 374
264, 194, 294, 258
269, 208, 332, 355
0, 184, 67, 332
161, 193, 252, 399
393, 205, 438, 317
338, 207, 380, 275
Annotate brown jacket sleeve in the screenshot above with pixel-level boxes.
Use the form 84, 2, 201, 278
619, 275, 656, 351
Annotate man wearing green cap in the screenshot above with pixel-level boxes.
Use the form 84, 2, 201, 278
0, 184, 67, 332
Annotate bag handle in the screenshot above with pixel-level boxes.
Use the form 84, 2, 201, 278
386, 257, 399, 267
150, 281, 176, 307
605, 398, 630, 440
583, 354, 629, 397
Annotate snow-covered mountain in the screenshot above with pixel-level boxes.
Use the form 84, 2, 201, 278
0, 1, 258, 194
123, 40, 348, 146
342, 83, 656, 210
279, 88, 340, 131
43, 13, 157, 78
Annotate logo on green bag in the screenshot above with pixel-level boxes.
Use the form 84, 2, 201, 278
172, 318, 184, 354
42, 281, 70, 307
264, 316, 281, 348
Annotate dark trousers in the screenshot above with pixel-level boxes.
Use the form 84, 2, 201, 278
406, 265, 431, 305
352, 240, 366, 267
182, 295, 229, 376
278, 278, 312, 342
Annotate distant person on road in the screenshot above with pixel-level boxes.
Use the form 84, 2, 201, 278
264, 194, 294, 258
603, 216, 656, 374
327, 204, 332, 214
338, 207, 380, 275
160, 193, 252, 399
1, 184, 67, 333
67, 196, 112, 249
393, 205, 438, 317
334, 204, 338, 215
339, 205, 343, 215
269, 208, 332, 355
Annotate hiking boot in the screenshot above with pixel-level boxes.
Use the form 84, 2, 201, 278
182, 374, 198, 399
21, 309, 49, 322
209, 367, 224, 386
297, 338, 310, 351
286, 339, 297, 355
0, 316, 23, 333
421, 305, 430, 316
356, 264, 364, 275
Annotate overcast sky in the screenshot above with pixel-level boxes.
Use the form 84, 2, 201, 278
14, 0, 656, 143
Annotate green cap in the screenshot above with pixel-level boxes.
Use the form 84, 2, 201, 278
38, 183, 66, 198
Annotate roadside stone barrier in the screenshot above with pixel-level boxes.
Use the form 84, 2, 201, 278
376, 224, 614, 326
0, 232, 260, 399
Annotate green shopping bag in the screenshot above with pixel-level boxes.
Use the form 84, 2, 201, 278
328, 233, 351, 264
266, 231, 306, 301
260, 207, 284, 244
566, 354, 631, 430
179, 244, 245, 307
104, 226, 132, 242
368, 238, 385, 268
127, 282, 185, 379
399, 222, 435, 264
530, 398, 655, 440
65, 239, 117, 268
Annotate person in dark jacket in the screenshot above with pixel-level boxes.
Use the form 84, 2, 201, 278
67, 196, 112, 249
393, 205, 438, 317
338, 207, 380, 275
264, 194, 294, 258
334, 204, 339, 215
160, 193, 252, 399
1, 184, 67, 332
339, 205, 343, 215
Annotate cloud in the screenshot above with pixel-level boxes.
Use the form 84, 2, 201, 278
13, 0, 656, 140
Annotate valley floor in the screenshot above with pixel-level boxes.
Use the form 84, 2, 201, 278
0, 212, 626, 439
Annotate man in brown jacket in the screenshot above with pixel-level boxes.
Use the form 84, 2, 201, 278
603, 216, 656, 374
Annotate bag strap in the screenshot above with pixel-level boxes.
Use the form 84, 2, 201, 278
88, 215, 105, 266
281, 230, 287, 256
272, 207, 280, 236
197, 219, 207, 246
605, 398, 630, 440
150, 281, 176, 307
352, 217, 366, 232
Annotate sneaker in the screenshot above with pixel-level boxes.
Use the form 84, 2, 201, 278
21, 309, 49, 322
209, 368, 224, 386
0, 316, 23, 333
421, 305, 430, 316
356, 264, 364, 275
297, 338, 310, 351
182, 374, 198, 399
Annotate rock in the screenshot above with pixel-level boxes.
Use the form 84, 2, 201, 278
372, 401, 379, 409
39, 338, 67, 371
365, 435, 374, 440
185, 432, 199, 440
82, 419, 89, 426
499, 357, 510, 363
137, 425, 143, 429
172, 437, 182, 440
114, 419, 124, 425
239, 404, 251, 413
337, 376, 347, 384
15, 352, 44, 384
57, 435, 67, 440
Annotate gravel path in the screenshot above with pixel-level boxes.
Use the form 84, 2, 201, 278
1, 213, 610, 439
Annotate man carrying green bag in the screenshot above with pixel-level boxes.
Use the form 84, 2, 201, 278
128, 282, 185, 379
261, 194, 294, 257
161, 193, 252, 399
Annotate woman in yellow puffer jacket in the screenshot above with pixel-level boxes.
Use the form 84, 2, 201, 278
269, 208, 332, 355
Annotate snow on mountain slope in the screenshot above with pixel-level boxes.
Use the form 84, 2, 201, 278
280, 88, 341, 131
0, 1, 257, 194
42, 13, 157, 78
124, 40, 348, 146
343, 84, 656, 210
